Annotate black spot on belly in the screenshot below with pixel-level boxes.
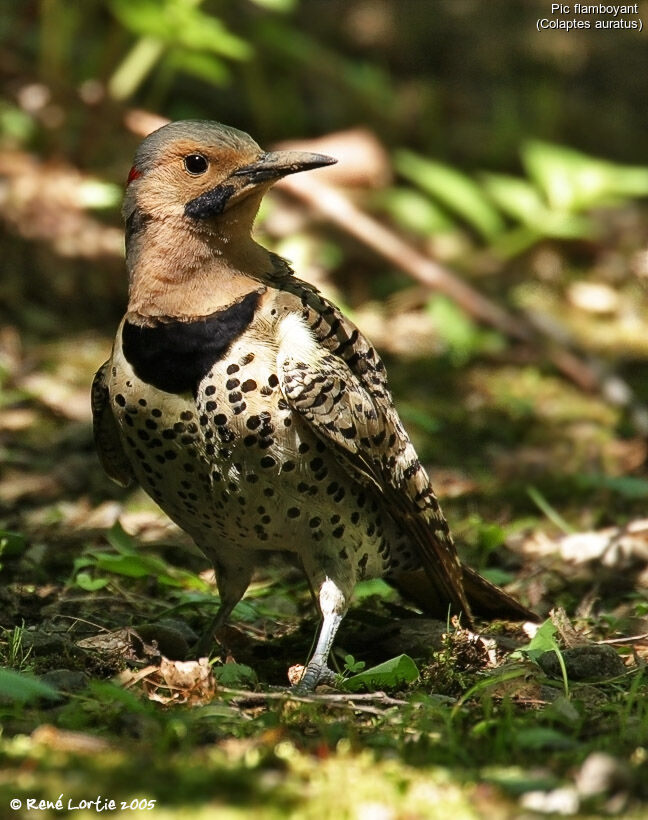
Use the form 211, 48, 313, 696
122, 290, 262, 394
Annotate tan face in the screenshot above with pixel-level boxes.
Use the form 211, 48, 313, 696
131, 138, 265, 222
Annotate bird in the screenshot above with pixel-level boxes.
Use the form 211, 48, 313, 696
92, 120, 533, 692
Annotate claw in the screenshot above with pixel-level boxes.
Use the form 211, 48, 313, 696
292, 661, 337, 694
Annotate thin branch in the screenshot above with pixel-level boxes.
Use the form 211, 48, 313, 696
279, 176, 646, 428
279, 176, 530, 341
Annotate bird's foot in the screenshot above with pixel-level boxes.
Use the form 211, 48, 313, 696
291, 660, 338, 694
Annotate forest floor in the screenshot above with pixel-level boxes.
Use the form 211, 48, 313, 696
2, 182, 648, 818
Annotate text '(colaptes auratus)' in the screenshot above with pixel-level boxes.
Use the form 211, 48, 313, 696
92, 121, 533, 691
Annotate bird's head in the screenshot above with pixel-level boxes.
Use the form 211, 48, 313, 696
123, 120, 336, 235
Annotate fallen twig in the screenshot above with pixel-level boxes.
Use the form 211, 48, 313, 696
218, 685, 412, 709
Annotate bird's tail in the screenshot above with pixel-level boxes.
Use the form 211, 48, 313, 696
391, 564, 536, 623
460, 564, 536, 622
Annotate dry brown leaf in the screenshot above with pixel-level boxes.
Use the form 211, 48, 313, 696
77, 627, 160, 663
287, 664, 305, 687
134, 657, 216, 705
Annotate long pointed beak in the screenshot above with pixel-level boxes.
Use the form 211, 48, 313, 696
232, 150, 337, 183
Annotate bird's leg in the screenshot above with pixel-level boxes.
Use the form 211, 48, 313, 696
292, 577, 348, 693
194, 557, 253, 657
194, 596, 238, 657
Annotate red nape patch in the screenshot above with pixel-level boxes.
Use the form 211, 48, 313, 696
127, 166, 142, 184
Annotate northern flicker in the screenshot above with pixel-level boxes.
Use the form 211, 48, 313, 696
92, 121, 533, 692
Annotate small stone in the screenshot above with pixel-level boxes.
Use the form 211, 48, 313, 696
537, 645, 625, 681
39, 669, 88, 696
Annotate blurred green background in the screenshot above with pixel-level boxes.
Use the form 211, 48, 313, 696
3, 0, 648, 352
2, 0, 648, 600
2, 3, 648, 815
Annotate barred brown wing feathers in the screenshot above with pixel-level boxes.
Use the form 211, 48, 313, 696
278, 285, 469, 615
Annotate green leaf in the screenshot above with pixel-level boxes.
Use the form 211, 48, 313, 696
342, 654, 366, 675
481, 172, 593, 238
341, 654, 419, 692
249, 0, 297, 10
394, 150, 505, 240
165, 49, 230, 85
352, 578, 397, 602
75, 572, 110, 591
213, 663, 258, 687
95, 553, 170, 578
514, 726, 577, 751
514, 619, 558, 661
482, 173, 546, 220
73, 556, 96, 572
106, 521, 138, 555
156, 567, 211, 590
78, 180, 122, 210
427, 296, 504, 363
0, 529, 28, 558
522, 140, 648, 212
453, 665, 531, 714
0, 668, 59, 702
0, 102, 36, 144
477, 522, 507, 553
373, 187, 454, 235
109, 0, 251, 59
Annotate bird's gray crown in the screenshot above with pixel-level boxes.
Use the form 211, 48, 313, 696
133, 120, 261, 172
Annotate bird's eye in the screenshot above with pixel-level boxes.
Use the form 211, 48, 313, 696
183, 154, 209, 175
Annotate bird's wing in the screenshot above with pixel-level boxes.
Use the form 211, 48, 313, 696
276, 289, 470, 617
91, 361, 133, 488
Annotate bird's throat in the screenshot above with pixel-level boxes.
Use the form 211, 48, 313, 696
125, 217, 275, 322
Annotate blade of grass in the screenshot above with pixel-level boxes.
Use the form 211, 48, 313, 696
527, 486, 574, 534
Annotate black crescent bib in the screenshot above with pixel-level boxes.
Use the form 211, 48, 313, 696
122, 290, 262, 395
